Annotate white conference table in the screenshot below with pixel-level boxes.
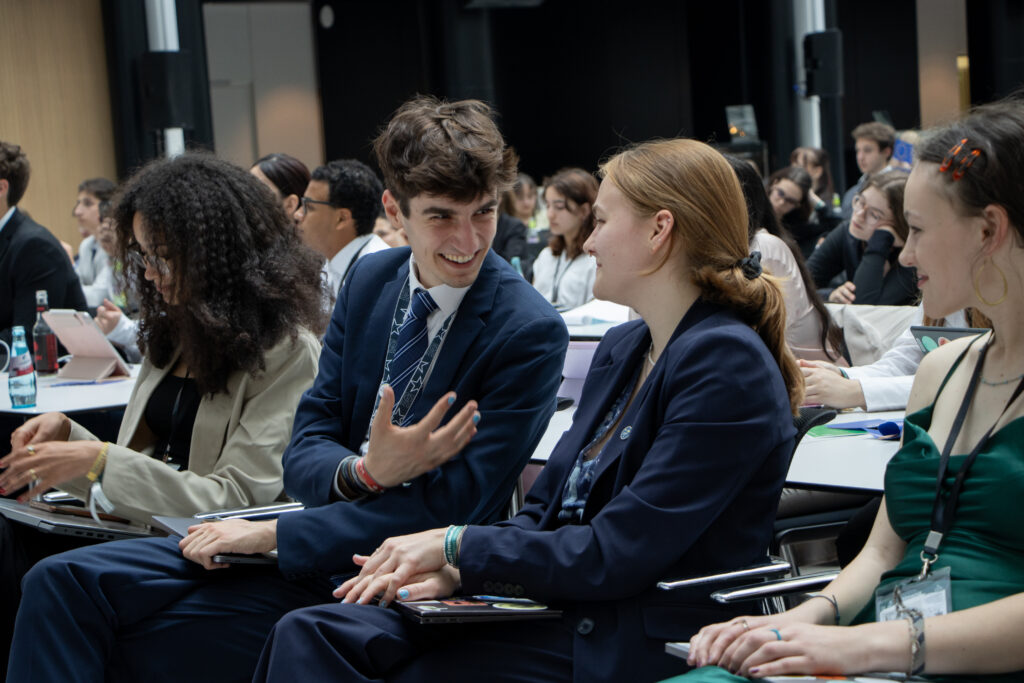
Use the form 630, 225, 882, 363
530, 407, 903, 495
0, 367, 139, 416
786, 409, 903, 494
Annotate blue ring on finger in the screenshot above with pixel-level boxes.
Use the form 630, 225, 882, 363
770, 628, 783, 641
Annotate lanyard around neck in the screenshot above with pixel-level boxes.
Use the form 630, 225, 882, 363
339, 237, 371, 290
921, 335, 1024, 575
551, 252, 577, 303
362, 278, 456, 445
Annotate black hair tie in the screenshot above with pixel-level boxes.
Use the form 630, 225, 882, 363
738, 251, 763, 280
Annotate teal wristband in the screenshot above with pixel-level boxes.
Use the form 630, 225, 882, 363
444, 525, 466, 568
839, 368, 849, 379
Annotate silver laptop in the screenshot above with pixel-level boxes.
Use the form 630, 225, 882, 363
0, 498, 155, 541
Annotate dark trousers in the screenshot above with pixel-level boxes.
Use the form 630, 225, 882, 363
254, 601, 575, 682
7, 535, 329, 683
0, 518, 102, 680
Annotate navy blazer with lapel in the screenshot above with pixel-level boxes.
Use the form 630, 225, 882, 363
0, 208, 87, 344
277, 248, 568, 577
458, 300, 795, 682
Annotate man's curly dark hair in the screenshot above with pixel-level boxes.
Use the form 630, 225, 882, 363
112, 153, 327, 395
310, 159, 384, 236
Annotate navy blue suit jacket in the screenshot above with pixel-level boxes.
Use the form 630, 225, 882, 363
458, 300, 795, 682
277, 248, 568, 577
0, 208, 87, 345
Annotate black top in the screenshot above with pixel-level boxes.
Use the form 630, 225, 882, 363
144, 373, 201, 470
492, 213, 527, 263
806, 222, 918, 305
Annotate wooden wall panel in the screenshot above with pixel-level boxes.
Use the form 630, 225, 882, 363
0, 0, 117, 248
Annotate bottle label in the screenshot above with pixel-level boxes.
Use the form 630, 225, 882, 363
10, 353, 34, 377
34, 333, 59, 373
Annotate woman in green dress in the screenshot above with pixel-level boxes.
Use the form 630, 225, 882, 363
675, 96, 1024, 681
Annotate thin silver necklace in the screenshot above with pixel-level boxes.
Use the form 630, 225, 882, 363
981, 372, 1024, 387
646, 343, 657, 367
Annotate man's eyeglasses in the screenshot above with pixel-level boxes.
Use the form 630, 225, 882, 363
300, 196, 336, 212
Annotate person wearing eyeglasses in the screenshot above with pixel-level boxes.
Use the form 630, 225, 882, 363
766, 166, 823, 259
295, 159, 391, 297
807, 169, 918, 306
0, 154, 326, 673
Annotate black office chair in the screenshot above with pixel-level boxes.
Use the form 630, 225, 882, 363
772, 407, 874, 575
657, 407, 840, 614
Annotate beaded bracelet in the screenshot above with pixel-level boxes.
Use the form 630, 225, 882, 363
444, 525, 466, 568
86, 442, 111, 483
805, 593, 840, 625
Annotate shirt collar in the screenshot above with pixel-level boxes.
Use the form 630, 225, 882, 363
0, 206, 16, 235
408, 254, 470, 319
327, 234, 374, 284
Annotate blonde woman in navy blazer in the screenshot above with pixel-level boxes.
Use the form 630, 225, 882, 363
254, 139, 806, 683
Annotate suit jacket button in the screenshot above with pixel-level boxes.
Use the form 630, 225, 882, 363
576, 618, 595, 635
514, 585, 525, 597
504, 583, 515, 595
482, 581, 494, 592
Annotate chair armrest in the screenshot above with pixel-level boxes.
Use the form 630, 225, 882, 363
711, 570, 839, 604
194, 501, 306, 521
657, 559, 791, 591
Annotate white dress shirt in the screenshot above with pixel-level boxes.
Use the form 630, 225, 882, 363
325, 233, 391, 295
846, 306, 968, 410
531, 247, 596, 310
752, 229, 825, 354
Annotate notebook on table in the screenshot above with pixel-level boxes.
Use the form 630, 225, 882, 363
392, 596, 562, 624
909, 325, 986, 354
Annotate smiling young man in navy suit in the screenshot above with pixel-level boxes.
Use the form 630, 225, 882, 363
8, 96, 569, 682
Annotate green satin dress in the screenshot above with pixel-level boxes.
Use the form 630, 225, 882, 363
666, 389, 1024, 682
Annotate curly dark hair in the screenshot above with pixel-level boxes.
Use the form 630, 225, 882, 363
112, 153, 327, 395
310, 159, 384, 236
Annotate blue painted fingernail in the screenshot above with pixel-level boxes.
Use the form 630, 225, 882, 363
447, 396, 455, 405
398, 589, 409, 599
379, 600, 388, 608
473, 414, 480, 424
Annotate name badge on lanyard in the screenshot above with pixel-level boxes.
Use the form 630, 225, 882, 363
360, 278, 455, 453
875, 335, 1024, 622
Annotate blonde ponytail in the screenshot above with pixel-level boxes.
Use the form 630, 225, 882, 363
600, 138, 804, 414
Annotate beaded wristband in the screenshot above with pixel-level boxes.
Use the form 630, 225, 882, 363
86, 442, 111, 483
806, 593, 840, 625
356, 457, 387, 494
444, 525, 466, 568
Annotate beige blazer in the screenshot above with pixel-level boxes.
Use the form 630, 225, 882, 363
61, 328, 321, 524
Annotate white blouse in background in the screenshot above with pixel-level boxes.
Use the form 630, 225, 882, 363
752, 229, 825, 354
531, 247, 596, 311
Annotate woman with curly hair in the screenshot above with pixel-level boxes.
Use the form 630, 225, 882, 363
0, 154, 327, 656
